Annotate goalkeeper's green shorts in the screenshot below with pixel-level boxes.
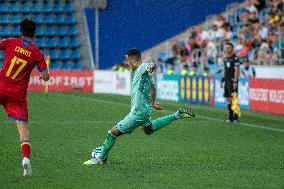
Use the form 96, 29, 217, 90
115, 111, 152, 133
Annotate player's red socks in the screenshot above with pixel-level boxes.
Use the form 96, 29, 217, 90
21, 140, 31, 159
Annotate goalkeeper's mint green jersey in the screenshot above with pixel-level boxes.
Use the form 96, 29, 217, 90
131, 63, 154, 115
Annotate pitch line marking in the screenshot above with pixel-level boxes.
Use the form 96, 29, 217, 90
44, 93, 284, 132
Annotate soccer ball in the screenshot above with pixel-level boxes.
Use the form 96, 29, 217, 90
91, 147, 108, 163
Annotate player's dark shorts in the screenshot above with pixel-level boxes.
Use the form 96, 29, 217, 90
224, 81, 238, 98
0, 93, 28, 122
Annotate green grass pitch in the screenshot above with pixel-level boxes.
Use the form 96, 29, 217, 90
0, 92, 283, 189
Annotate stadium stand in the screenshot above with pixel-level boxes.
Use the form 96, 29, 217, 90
151, 0, 284, 76
0, 0, 81, 70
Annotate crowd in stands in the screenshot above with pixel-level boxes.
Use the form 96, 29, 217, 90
152, 0, 284, 76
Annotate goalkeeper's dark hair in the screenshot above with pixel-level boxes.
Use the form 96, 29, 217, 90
20, 19, 36, 38
126, 48, 141, 61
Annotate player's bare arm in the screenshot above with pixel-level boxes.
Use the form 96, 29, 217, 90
147, 62, 162, 110
221, 71, 225, 88
233, 66, 239, 90
151, 84, 163, 110
39, 70, 50, 81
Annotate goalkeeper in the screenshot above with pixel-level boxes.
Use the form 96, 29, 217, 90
84, 48, 195, 165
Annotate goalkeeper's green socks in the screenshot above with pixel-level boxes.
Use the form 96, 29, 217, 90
99, 130, 116, 160
151, 114, 177, 132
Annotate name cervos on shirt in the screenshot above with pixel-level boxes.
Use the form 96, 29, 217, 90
15, 46, 31, 57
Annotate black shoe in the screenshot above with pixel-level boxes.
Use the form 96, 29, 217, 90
232, 119, 239, 123
225, 118, 234, 123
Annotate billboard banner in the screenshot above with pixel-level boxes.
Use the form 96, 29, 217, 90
209, 76, 215, 106
238, 77, 250, 109
28, 70, 94, 93
180, 76, 210, 105
214, 76, 226, 107
215, 76, 249, 110
250, 78, 284, 114
93, 70, 131, 96
156, 74, 180, 101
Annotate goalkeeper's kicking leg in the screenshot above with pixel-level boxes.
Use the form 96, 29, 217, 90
83, 108, 195, 165
143, 108, 195, 135
83, 125, 124, 165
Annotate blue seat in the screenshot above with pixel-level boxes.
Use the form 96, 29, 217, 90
159, 51, 170, 62
20, 3, 30, 13
49, 49, 59, 60
33, 14, 43, 24
43, 15, 54, 25
0, 3, 8, 13
259, 8, 271, 20
248, 49, 256, 61
50, 61, 60, 70
64, 3, 74, 13
61, 61, 71, 70
42, 3, 53, 13
70, 50, 80, 60
36, 26, 45, 37
55, 14, 65, 24
54, 4, 64, 14
0, 15, 9, 25
34, 38, 45, 48
45, 26, 56, 37
69, 38, 80, 48
11, 15, 21, 25
31, 3, 41, 13
0, 51, 4, 59
12, 27, 21, 37
227, 15, 235, 25
72, 61, 82, 70
60, 49, 71, 60
67, 26, 78, 36
2, 28, 12, 37
58, 38, 69, 48
66, 15, 76, 25
10, 4, 20, 14
57, 26, 67, 37
46, 38, 57, 48
234, 8, 246, 17
20, 0, 29, 3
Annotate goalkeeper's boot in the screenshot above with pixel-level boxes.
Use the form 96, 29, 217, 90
83, 158, 102, 165
83, 156, 108, 165
22, 157, 32, 177
83, 147, 108, 165
176, 108, 195, 119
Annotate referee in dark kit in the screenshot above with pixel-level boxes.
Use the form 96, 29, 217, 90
221, 42, 240, 123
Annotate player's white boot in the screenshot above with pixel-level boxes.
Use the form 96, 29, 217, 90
176, 108, 195, 119
22, 157, 32, 177
84, 147, 108, 165
83, 158, 103, 165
